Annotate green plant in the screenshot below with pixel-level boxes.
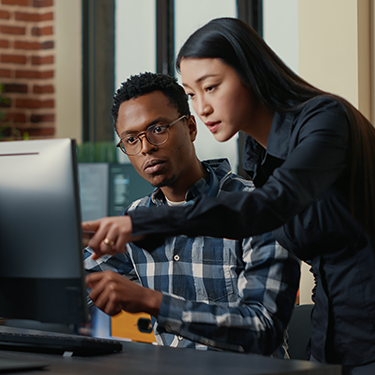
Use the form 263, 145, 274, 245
0, 83, 29, 141
0, 83, 9, 123
77, 141, 118, 163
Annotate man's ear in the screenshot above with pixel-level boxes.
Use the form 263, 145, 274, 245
187, 115, 198, 142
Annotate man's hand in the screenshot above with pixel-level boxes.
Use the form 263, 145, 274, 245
86, 271, 163, 317
82, 216, 133, 260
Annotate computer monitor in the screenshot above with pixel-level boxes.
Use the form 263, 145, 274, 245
0, 138, 88, 325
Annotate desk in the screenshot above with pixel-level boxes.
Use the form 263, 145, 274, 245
0, 341, 341, 375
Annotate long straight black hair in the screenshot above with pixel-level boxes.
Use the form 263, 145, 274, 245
176, 17, 375, 237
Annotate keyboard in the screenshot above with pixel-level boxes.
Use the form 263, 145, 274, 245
0, 331, 123, 356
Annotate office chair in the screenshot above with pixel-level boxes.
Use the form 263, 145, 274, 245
287, 304, 314, 360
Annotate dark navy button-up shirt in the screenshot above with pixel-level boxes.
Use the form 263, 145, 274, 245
129, 97, 375, 366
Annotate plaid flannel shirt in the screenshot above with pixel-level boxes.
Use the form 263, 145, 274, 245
84, 159, 300, 355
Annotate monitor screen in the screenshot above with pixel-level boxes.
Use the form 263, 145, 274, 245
0, 138, 88, 325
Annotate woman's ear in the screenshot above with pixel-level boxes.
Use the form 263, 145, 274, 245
187, 115, 198, 142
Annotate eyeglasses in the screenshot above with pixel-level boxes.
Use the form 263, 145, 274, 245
116, 115, 188, 156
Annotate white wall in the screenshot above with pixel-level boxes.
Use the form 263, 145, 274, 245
299, 0, 371, 120
55, 0, 82, 143
299, 0, 359, 106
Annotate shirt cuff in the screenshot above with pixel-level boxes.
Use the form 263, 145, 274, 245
157, 293, 186, 334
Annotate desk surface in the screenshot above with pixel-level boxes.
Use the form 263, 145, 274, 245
0, 341, 341, 375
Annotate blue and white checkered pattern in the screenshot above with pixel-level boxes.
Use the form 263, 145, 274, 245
84, 159, 300, 355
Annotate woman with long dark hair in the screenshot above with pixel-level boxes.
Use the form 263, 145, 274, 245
83, 17, 375, 373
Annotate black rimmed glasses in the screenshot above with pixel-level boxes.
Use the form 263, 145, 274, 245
116, 115, 188, 156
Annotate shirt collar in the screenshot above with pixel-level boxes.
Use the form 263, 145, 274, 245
266, 111, 294, 159
242, 111, 295, 176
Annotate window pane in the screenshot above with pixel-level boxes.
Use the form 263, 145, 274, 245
263, 0, 299, 74
115, 0, 156, 162
115, 0, 156, 89
174, 0, 238, 173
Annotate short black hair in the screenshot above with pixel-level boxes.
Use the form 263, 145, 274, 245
111, 72, 190, 129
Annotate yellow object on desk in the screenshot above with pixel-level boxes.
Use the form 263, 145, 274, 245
111, 311, 156, 344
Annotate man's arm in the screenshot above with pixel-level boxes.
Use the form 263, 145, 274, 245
155, 232, 300, 355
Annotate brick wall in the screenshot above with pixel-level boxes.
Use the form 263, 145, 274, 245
0, 0, 55, 139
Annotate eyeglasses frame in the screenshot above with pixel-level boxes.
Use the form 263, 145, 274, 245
116, 114, 189, 156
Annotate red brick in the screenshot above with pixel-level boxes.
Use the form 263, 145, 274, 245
2, 0, 29, 6
33, 0, 53, 7
14, 11, 53, 22
31, 55, 53, 65
14, 41, 41, 50
0, 25, 26, 35
15, 11, 39, 22
15, 98, 54, 109
41, 41, 53, 49
0, 10, 10, 19
15, 69, 53, 79
33, 84, 53, 93
38, 70, 54, 79
0, 54, 27, 64
3, 112, 27, 122
31, 26, 53, 36
4, 83, 28, 93
0, 68, 11, 77
27, 127, 55, 136
0, 39, 9, 48
40, 11, 53, 21
30, 113, 54, 122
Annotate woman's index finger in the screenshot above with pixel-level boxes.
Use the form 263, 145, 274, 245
81, 219, 101, 232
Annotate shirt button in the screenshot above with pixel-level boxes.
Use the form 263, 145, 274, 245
173, 254, 180, 261
165, 325, 171, 332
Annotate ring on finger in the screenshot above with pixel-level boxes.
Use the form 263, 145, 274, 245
103, 237, 115, 247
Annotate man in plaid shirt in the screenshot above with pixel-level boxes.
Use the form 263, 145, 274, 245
84, 72, 300, 356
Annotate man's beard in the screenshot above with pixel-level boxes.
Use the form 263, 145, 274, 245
153, 175, 176, 188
